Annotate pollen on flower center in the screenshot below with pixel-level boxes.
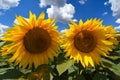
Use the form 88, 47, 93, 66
23, 27, 51, 53
74, 30, 96, 53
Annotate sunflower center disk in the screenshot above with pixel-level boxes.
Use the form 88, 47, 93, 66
74, 30, 96, 53
24, 27, 51, 53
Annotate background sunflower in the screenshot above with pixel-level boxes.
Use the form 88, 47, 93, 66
62, 19, 117, 68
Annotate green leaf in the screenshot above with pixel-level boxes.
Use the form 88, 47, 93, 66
102, 58, 120, 77
93, 73, 108, 80
108, 56, 120, 61
76, 75, 86, 80
59, 70, 68, 80
57, 59, 74, 75
0, 42, 5, 47
114, 43, 120, 50
112, 50, 120, 56
0, 61, 9, 68
0, 69, 24, 79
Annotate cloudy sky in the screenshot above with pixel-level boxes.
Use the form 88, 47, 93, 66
0, 0, 120, 37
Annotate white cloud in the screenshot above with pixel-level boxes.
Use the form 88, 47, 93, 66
115, 18, 120, 32
39, 0, 75, 23
0, 0, 20, 15
47, 4, 75, 23
60, 29, 66, 33
73, 19, 78, 22
0, 0, 20, 10
60, 29, 66, 35
114, 26, 120, 32
102, 12, 108, 16
13, 19, 18, 24
39, 0, 66, 8
39, 0, 47, 7
0, 23, 9, 37
108, 0, 120, 32
108, 0, 120, 18
104, 1, 109, 6
79, 0, 87, 5
115, 18, 120, 24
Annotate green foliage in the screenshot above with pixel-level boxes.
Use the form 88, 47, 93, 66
0, 69, 23, 79
57, 60, 74, 75
0, 42, 120, 80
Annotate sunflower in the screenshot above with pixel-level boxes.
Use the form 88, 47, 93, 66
1, 12, 60, 69
63, 19, 116, 68
104, 26, 118, 46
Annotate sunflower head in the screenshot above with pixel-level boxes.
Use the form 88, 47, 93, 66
63, 18, 116, 68
1, 11, 60, 69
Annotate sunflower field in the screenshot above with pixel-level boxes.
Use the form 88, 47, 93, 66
0, 12, 120, 80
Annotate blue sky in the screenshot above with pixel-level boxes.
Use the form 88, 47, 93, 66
0, 0, 120, 37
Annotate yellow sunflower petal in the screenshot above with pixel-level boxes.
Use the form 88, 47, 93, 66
79, 19, 83, 25
29, 11, 37, 27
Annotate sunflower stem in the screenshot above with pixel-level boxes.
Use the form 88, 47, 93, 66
78, 61, 80, 75
31, 64, 35, 72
